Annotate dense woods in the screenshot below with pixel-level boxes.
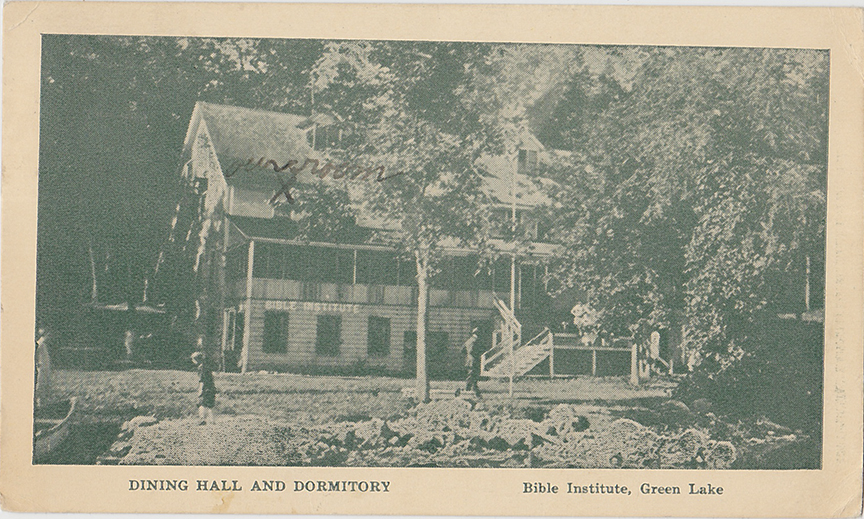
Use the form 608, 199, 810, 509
38, 37, 826, 412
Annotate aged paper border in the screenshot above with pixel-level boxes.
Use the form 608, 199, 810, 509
2, 3, 863, 516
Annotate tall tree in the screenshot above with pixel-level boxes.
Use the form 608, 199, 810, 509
37, 36, 324, 315
313, 41, 501, 401
544, 47, 828, 369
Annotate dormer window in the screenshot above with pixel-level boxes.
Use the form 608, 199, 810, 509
308, 124, 341, 150
518, 149, 538, 174
307, 124, 358, 150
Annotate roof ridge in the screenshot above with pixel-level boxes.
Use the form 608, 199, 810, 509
197, 101, 308, 122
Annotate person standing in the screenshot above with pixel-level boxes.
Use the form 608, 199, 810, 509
34, 329, 52, 408
191, 351, 216, 425
463, 328, 482, 397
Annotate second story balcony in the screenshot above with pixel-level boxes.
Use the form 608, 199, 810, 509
226, 239, 552, 312
233, 277, 499, 309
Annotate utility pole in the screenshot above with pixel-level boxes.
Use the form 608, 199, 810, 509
509, 143, 518, 398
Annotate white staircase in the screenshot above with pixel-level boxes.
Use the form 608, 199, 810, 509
481, 297, 553, 379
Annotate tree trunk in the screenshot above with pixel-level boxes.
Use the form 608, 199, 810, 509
88, 240, 98, 303
195, 248, 211, 359
415, 251, 430, 403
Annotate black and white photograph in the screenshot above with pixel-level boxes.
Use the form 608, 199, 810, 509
31, 35, 829, 471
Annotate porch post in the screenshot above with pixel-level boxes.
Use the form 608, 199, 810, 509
220, 309, 230, 372
240, 240, 254, 374
629, 340, 639, 386
219, 215, 231, 372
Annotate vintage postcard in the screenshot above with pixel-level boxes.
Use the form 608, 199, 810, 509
2, 3, 862, 516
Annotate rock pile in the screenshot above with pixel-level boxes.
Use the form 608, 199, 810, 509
97, 415, 160, 464
105, 400, 740, 468
304, 400, 594, 467
533, 417, 737, 469
110, 416, 303, 466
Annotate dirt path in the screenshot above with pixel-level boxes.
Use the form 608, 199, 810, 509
50, 370, 815, 468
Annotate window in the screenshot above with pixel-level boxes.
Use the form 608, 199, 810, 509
309, 124, 350, 150
518, 149, 538, 174
490, 208, 511, 238
536, 220, 549, 241
520, 214, 539, 240
396, 257, 417, 286
316, 315, 341, 356
367, 316, 391, 357
368, 284, 385, 304
302, 282, 320, 301
356, 250, 398, 286
262, 311, 288, 354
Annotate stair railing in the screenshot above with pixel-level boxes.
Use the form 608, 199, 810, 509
482, 297, 523, 376
482, 326, 552, 376
492, 296, 521, 349
506, 327, 553, 374
481, 322, 516, 374
520, 327, 552, 355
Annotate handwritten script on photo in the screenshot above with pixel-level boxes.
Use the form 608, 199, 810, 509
225, 157, 405, 203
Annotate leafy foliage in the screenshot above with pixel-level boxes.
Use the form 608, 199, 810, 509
39, 39, 827, 403
542, 47, 827, 369
38, 35, 324, 310
310, 42, 516, 400
674, 316, 823, 436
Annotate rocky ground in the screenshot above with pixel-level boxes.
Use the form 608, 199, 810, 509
49, 369, 817, 468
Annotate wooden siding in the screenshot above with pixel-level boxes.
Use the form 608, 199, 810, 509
228, 187, 275, 218
242, 296, 495, 374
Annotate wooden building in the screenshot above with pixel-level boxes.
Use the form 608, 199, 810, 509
173, 102, 602, 377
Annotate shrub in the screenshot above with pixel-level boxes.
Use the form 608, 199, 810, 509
675, 315, 822, 435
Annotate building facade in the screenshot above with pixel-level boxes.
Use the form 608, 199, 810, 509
171, 102, 559, 376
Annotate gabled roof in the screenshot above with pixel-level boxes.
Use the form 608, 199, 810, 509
184, 102, 557, 213
228, 215, 557, 256
479, 154, 554, 209
185, 102, 314, 174
518, 127, 545, 152
228, 215, 374, 246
